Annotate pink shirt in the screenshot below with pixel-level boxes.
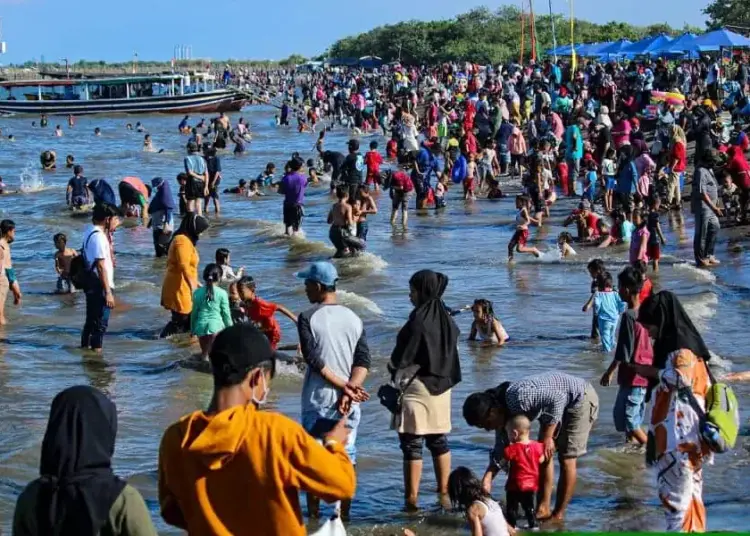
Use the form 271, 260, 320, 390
612, 120, 632, 149
509, 127, 526, 155
550, 112, 564, 140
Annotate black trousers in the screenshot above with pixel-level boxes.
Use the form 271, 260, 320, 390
506, 490, 536, 528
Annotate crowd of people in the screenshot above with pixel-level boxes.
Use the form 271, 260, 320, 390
3, 49, 749, 535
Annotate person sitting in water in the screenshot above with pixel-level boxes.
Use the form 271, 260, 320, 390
247, 180, 265, 197
223, 179, 248, 196
94, 127, 101, 136
40, 150, 57, 170
118, 177, 150, 222
67, 165, 90, 209
65, 155, 75, 169
54, 125, 63, 137
135, 121, 144, 133
143, 134, 155, 152
469, 298, 510, 346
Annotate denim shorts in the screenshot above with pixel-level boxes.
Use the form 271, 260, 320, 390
613, 386, 647, 434
302, 404, 361, 464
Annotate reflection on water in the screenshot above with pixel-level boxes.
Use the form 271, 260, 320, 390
0, 108, 748, 533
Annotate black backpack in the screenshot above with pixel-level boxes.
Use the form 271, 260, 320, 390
68, 230, 100, 290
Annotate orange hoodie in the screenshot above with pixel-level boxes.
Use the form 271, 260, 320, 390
158, 403, 356, 535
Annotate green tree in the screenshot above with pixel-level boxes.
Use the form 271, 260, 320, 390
704, 0, 750, 30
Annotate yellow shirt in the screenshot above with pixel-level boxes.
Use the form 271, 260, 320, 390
159, 404, 356, 536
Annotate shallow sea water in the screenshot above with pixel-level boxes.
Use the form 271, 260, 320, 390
0, 106, 748, 534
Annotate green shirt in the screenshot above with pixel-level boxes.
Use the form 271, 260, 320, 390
13, 482, 157, 536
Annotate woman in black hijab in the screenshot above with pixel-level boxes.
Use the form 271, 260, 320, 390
388, 269, 461, 511
13, 386, 156, 536
173, 212, 210, 245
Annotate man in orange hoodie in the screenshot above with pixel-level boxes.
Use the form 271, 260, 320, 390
158, 323, 356, 535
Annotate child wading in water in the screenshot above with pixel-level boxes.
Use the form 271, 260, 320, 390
508, 195, 541, 262
600, 266, 654, 445
447, 466, 514, 536
53, 233, 78, 294
557, 232, 577, 257
582, 271, 626, 352
469, 299, 509, 346
328, 186, 365, 257
215, 247, 244, 285
190, 264, 233, 361
504, 415, 545, 529
586, 259, 605, 341
235, 275, 297, 349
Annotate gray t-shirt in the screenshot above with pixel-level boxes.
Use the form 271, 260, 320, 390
692, 167, 718, 216
298, 303, 370, 419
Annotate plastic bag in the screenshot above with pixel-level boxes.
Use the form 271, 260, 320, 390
310, 516, 347, 536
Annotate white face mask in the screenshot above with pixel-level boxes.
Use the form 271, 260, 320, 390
251, 373, 269, 407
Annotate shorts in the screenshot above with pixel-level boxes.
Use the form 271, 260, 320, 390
606, 178, 616, 191
392, 190, 410, 210
513, 228, 529, 247
463, 178, 475, 193
511, 154, 525, 168
647, 243, 661, 261
283, 203, 303, 231
205, 186, 220, 200
118, 182, 146, 207
613, 386, 647, 434
71, 195, 88, 208
499, 144, 511, 164
553, 383, 599, 458
302, 404, 361, 463
366, 171, 381, 185
185, 178, 206, 201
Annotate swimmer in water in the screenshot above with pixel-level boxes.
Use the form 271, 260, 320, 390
126, 123, 133, 130
558, 232, 577, 257
7, 135, 14, 142
94, 128, 101, 136
53, 233, 78, 294
40, 150, 57, 171
468, 299, 509, 346
306, 159, 320, 185
65, 155, 75, 169
54, 125, 63, 137
68, 114, 75, 128
507, 195, 541, 262
135, 121, 144, 132
143, 134, 155, 152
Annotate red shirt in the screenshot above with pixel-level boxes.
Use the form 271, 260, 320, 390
386, 139, 398, 158
246, 297, 281, 348
638, 277, 653, 304
671, 142, 687, 172
365, 150, 383, 174
391, 171, 413, 193
504, 441, 544, 492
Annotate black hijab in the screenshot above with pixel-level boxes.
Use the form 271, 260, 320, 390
390, 270, 461, 395
638, 290, 711, 370
174, 213, 209, 245
37, 386, 125, 536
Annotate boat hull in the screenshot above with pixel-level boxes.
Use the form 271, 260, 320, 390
0, 90, 247, 115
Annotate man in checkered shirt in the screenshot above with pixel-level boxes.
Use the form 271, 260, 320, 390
463, 372, 599, 522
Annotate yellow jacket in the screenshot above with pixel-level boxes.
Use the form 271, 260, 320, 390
158, 404, 356, 536
161, 234, 198, 314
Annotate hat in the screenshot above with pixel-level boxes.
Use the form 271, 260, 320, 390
209, 323, 279, 382
296, 261, 338, 287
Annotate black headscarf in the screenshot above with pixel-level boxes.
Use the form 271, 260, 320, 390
37, 386, 125, 536
174, 213, 209, 245
390, 270, 461, 395
638, 290, 711, 370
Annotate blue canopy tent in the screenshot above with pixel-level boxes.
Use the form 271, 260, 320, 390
656, 33, 699, 58
597, 39, 632, 57
622, 34, 673, 57
578, 42, 613, 57
692, 28, 750, 51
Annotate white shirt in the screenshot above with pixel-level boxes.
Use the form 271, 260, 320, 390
82, 225, 114, 290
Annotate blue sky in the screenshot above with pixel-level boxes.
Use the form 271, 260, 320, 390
0, 0, 707, 63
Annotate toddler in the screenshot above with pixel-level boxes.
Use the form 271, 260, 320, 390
583, 272, 626, 352
503, 415, 545, 529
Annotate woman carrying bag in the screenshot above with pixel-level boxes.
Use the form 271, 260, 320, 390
382, 269, 461, 511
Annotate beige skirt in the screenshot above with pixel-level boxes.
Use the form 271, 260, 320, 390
0, 276, 8, 310
395, 378, 452, 436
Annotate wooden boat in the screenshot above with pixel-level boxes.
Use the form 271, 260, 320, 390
0, 74, 249, 115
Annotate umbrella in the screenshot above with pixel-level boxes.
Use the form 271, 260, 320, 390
692, 28, 750, 51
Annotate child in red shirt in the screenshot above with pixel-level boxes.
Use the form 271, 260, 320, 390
386, 136, 399, 159
365, 140, 384, 191
503, 415, 545, 529
556, 158, 570, 197
236, 276, 297, 349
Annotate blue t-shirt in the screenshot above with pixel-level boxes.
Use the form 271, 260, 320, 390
594, 290, 626, 324
184, 154, 207, 176
621, 220, 636, 243
565, 126, 583, 159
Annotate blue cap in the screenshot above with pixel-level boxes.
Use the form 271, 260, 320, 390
296, 261, 338, 287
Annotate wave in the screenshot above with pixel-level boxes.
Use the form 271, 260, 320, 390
334, 251, 389, 273
681, 291, 718, 332
337, 289, 383, 315
673, 262, 717, 283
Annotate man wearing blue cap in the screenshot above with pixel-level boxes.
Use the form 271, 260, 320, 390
295, 261, 370, 521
